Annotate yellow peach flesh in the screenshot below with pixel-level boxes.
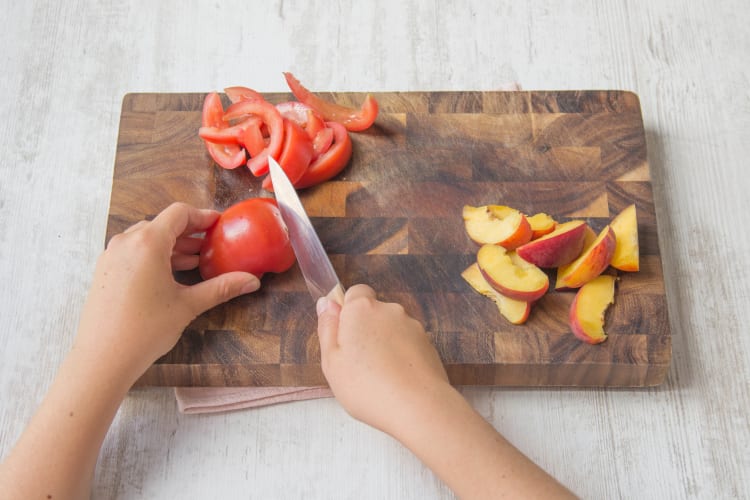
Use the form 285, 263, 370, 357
610, 204, 639, 272
570, 275, 616, 343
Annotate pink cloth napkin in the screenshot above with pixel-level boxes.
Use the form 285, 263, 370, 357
175, 386, 334, 414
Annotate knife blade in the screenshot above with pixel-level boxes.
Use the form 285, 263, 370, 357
268, 157, 345, 305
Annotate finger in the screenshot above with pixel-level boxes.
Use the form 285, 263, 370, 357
174, 235, 204, 255
316, 297, 342, 354
344, 284, 377, 303
183, 271, 260, 314
171, 253, 200, 271
151, 202, 220, 244
123, 220, 148, 234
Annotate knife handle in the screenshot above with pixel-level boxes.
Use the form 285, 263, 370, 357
328, 283, 346, 306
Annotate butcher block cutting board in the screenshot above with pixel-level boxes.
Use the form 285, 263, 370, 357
106, 90, 671, 387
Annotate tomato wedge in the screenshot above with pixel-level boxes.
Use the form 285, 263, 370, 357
224, 86, 264, 103
283, 72, 379, 132
262, 118, 314, 191
311, 127, 334, 159
224, 99, 284, 176
199, 116, 261, 145
276, 101, 327, 141
294, 121, 352, 189
201, 92, 246, 169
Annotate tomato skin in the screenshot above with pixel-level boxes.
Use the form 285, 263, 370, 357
199, 198, 296, 280
283, 72, 379, 132
262, 118, 314, 191
294, 121, 352, 188
224, 86, 264, 103
201, 92, 246, 169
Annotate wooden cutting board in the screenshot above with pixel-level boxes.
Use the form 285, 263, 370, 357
106, 90, 671, 387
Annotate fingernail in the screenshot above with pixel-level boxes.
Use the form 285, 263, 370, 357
241, 275, 261, 294
316, 297, 329, 316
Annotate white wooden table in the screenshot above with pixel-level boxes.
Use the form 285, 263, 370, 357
1, 1, 748, 498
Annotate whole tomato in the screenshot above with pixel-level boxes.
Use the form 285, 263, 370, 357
199, 198, 296, 280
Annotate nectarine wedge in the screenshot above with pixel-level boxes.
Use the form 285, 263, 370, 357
516, 220, 587, 268
477, 244, 549, 302
463, 205, 532, 250
569, 274, 617, 344
610, 204, 640, 272
527, 212, 556, 239
462, 263, 531, 324
555, 225, 616, 290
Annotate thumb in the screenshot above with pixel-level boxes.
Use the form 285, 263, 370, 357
316, 296, 341, 355
186, 272, 261, 314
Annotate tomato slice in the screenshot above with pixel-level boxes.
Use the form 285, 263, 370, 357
199, 116, 261, 145
294, 121, 352, 189
262, 118, 314, 191
224, 99, 284, 176
201, 92, 246, 169
241, 123, 266, 157
283, 72, 379, 132
312, 127, 334, 159
276, 101, 327, 141
224, 86, 264, 103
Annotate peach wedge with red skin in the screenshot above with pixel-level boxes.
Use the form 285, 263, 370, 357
461, 263, 532, 324
516, 220, 588, 268
610, 204, 640, 272
569, 274, 617, 344
463, 205, 532, 250
555, 225, 616, 290
477, 244, 549, 302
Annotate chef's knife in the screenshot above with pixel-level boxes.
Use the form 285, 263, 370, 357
268, 157, 345, 305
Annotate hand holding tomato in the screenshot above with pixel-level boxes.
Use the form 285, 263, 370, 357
77, 203, 262, 383
199, 198, 296, 280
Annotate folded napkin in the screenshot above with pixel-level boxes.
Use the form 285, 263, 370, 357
175, 386, 334, 414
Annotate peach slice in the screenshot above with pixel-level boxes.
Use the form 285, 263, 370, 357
569, 274, 617, 344
555, 225, 616, 290
527, 212, 556, 239
463, 205, 532, 249
477, 244, 549, 302
610, 204, 640, 272
462, 263, 531, 324
516, 220, 588, 268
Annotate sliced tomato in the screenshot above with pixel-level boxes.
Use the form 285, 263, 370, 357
199, 116, 261, 145
312, 127, 334, 159
276, 101, 326, 141
262, 118, 314, 191
201, 92, 246, 169
283, 72, 379, 132
241, 123, 266, 157
224, 86, 264, 103
294, 121, 352, 189
224, 99, 284, 176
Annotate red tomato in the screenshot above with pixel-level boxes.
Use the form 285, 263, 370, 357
224, 100, 284, 176
199, 198, 296, 280
294, 121, 352, 189
283, 72, 379, 132
224, 86, 264, 103
311, 127, 334, 159
199, 116, 262, 145
261, 118, 314, 191
201, 92, 246, 169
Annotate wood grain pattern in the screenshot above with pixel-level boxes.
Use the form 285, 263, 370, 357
107, 90, 670, 387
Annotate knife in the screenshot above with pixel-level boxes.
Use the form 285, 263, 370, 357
268, 157, 345, 305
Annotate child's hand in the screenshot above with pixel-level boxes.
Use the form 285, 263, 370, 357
75, 202, 260, 383
316, 284, 450, 435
